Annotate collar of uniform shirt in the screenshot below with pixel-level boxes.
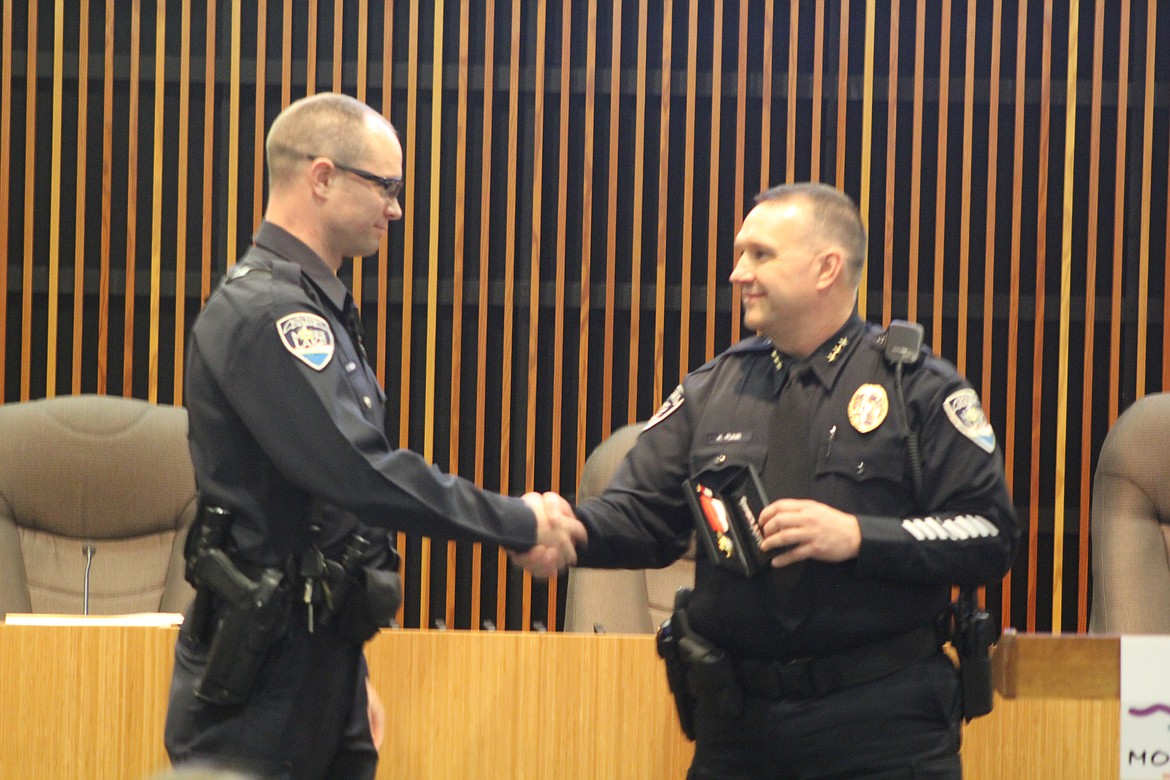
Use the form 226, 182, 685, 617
252, 220, 350, 313
768, 315, 866, 394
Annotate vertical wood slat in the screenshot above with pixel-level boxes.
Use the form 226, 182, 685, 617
522, 0, 548, 630
376, 0, 393, 391
739, 0, 767, 343
254, 1, 268, 234
956, 0, 975, 374
907, 1, 925, 323
1079, 0, 1106, 633
730, 0, 749, 346
497, 0, 523, 631
121, 1, 141, 398
447, 0, 471, 636
399, 0, 420, 626
98, 1, 115, 393
1003, 0, 1028, 630
174, 2, 192, 406
420, 0, 447, 629
333, 0, 344, 90
705, 0, 725, 363
1135, 1, 1157, 399
307, 0, 318, 95
47, 0, 65, 398
881, 0, 899, 326
547, 0, 576, 628
200, 2, 217, 303
20, 1, 37, 401
627, 0, 648, 425
226, 0, 242, 270
282, 0, 293, 108
809, 0, 823, 180
147, 1, 166, 402
786, 0, 799, 185
653, 1, 672, 409
575, 0, 597, 480
930, 0, 951, 354
856, 0, 873, 319
471, 0, 496, 630
352, 5, 366, 309
601, 0, 622, 437
833, 0, 848, 189
981, 0, 1003, 613
71, 0, 90, 396
1052, 0, 1081, 633
1026, 0, 1054, 632
679, 0, 697, 383
1108, 2, 1131, 425
981, 0, 1003, 425
0, 0, 11, 398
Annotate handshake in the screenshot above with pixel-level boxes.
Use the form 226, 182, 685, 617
511, 492, 587, 578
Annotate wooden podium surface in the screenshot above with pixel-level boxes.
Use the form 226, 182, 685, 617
0, 624, 1121, 779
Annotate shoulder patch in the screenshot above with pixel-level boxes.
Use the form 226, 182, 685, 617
943, 388, 996, 454
276, 312, 335, 371
645, 384, 685, 431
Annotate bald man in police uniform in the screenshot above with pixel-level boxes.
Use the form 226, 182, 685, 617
164, 93, 584, 779
530, 183, 1020, 778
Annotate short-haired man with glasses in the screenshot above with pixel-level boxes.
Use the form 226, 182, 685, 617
164, 92, 584, 779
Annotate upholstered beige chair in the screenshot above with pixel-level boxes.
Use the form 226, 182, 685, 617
0, 395, 197, 619
1089, 392, 1170, 634
564, 422, 695, 633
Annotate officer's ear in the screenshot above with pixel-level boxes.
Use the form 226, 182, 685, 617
306, 157, 337, 198
813, 247, 846, 292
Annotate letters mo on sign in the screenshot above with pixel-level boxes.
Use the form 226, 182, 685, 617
1121, 636, 1170, 780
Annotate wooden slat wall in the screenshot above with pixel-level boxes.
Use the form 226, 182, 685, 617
3, 1, 1169, 635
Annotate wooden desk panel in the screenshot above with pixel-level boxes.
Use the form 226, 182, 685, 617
0, 625, 1121, 779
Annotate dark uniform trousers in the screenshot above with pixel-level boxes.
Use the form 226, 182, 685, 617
687, 652, 962, 780
165, 601, 378, 780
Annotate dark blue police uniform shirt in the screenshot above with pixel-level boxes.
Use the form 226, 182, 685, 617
184, 221, 536, 565
575, 316, 1021, 660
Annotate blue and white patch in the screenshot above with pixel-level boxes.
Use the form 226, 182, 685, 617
276, 312, 335, 371
943, 388, 996, 453
645, 384, 685, 431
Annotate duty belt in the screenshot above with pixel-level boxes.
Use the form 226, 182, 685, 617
735, 624, 942, 700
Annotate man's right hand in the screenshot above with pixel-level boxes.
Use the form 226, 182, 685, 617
511, 492, 587, 578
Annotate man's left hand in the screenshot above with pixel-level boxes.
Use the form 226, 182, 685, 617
758, 498, 861, 566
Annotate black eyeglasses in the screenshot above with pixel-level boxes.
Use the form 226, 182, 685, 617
306, 154, 404, 199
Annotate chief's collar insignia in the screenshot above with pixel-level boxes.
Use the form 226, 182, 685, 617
847, 383, 889, 433
276, 312, 335, 371
826, 337, 848, 363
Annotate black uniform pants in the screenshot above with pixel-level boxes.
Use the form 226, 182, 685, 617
687, 651, 963, 780
164, 604, 378, 780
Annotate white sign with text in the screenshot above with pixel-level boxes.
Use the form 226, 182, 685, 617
1121, 636, 1170, 779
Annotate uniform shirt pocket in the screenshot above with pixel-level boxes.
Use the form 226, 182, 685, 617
814, 423, 905, 485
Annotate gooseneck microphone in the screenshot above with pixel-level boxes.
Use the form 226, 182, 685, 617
82, 544, 96, 615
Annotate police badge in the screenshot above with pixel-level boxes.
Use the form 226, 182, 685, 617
847, 383, 889, 433
276, 312, 335, 370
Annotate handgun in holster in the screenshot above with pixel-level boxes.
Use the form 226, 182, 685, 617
183, 505, 233, 645
183, 505, 290, 705
656, 588, 743, 740
952, 588, 996, 721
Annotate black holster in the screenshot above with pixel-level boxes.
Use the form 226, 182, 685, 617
196, 565, 289, 706
656, 588, 743, 741
951, 589, 996, 721
326, 531, 402, 643
183, 504, 290, 706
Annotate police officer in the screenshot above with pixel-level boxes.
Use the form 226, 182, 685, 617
164, 92, 584, 779
526, 183, 1020, 778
